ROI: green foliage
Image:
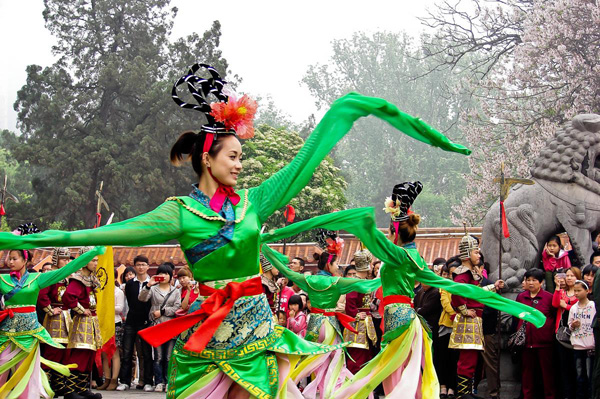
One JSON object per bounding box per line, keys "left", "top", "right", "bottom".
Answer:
{"left": 302, "top": 32, "right": 471, "bottom": 227}
{"left": 0, "top": 130, "right": 37, "bottom": 227}
{"left": 237, "top": 125, "right": 347, "bottom": 234}
{"left": 10, "top": 0, "right": 235, "bottom": 229}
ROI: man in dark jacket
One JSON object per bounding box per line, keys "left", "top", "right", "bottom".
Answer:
{"left": 516, "top": 268, "right": 556, "bottom": 399}
{"left": 116, "top": 255, "right": 154, "bottom": 391}
{"left": 479, "top": 277, "right": 500, "bottom": 399}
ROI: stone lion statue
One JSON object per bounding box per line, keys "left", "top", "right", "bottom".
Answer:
{"left": 482, "top": 114, "right": 600, "bottom": 291}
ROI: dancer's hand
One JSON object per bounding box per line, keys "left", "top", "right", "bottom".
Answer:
{"left": 466, "top": 309, "right": 477, "bottom": 318}
{"left": 52, "top": 307, "right": 62, "bottom": 315}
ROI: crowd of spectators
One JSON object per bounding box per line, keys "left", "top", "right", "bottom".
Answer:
{"left": 32, "top": 235, "right": 599, "bottom": 397}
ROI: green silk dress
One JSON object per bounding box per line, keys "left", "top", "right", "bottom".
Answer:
{"left": 262, "top": 245, "right": 381, "bottom": 398}
{"left": 263, "top": 247, "right": 381, "bottom": 342}
{"left": 0, "top": 93, "right": 474, "bottom": 399}
{"left": 0, "top": 246, "right": 105, "bottom": 399}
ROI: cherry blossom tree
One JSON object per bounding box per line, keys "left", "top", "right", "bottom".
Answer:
{"left": 425, "top": 0, "right": 600, "bottom": 223}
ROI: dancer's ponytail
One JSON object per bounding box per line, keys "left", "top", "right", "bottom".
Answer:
{"left": 170, "top": 131, "right": 199, "bottom": 166}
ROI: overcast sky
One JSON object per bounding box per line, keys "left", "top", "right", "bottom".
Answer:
{"left": 0, "top": 0, "right": 435, "bottom": 132}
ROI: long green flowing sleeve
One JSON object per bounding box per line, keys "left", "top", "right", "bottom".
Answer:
{"left": 248, "top": 93, "right": 471, "bottom": 224}
{"left": 262, "top": 244, "right": 381, "bottom": 296}
{"left": 413, "top": 266, "right": 546, "bottom": 327}
{"left": 261, "top": 207, "right": 410, "bottom": 272}
{"left": 37, "top": 246, "right": 106, "bottom": 289}
{"left": 262, "top": 246, "right": 310, "bottom": 292}
{"left": 262, "top": 207, "right": 546, "bottom": 328}
{"left": 337, "top": 277, "right": 381, "bottom": 295}
{"left": 0, "top": 201, "right": 182, "bottom": 250}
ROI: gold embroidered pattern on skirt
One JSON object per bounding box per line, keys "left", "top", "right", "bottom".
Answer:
{"left": 43, "top": 311, "right": 72, "bottom": 344}
{"left": 176, "top": 325, "right": 285, "bottom": 361}
{"left": 67, "top": 314, "right": 102, "bottom": 350}
{"left": 448, "top": 314, "right": 484, "bottom": 350}
{"left": 343, "top": 316, "right": 378, "bottom": 349}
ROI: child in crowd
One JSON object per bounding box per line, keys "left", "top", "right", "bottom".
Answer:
{"left": 543, "top": 235, "right": 571, "bottom": 291}
{"left": 568, "top": 280, "right": 596, "bottom": 399}
{"left": 582, "top": 264, "right": 597, "bottom": 300}
{"left": 286, "top": 295, "right": 307, "bottom": 337}
{"left": 276, "top": 310, "right": 288, "bottom": 327}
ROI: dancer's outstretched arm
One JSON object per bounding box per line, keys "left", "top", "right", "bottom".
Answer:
{"left": 0, "top": 202, "right": 182, "bottom": 250}
{"left": 37, "top": 246, "right": 106, "bottom": 289}
{"left": 263, "top": 244, "right": 380, "bottom": 295}
{"left": 412, "top": 264, "right": 545, "bottom": 327}
{"left": 337, "top": 277, "right": 381, "bottom": 295}
{"left": 262, "top": 245, "right": 310, "bottom": 292}
{"left": 261, "top": 207, "right": 410, "bottom": 271}
{"left": 248, "top": 93, "right": 471, "bottom": 224}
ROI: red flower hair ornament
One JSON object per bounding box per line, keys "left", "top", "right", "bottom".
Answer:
{"left": 210, "top": 94, "right": 258, "bottom": 139}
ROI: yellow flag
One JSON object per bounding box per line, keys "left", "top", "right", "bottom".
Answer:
{"left": 95, "top": 246, "right": 115, "bottom": 347}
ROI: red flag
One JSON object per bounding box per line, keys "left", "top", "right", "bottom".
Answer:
{"left": 283, "top": 205, "right": 296, "bottom": 223}
{"left": 0, "top": 204, "right": 5, "bottom": 216}
{"left": 500, "top": 201, "right": 510, "bottom": 238}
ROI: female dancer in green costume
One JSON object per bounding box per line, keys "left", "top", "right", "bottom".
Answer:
{"left": 267, "top": 245, "right": 380, "bottom": 399}
{"left": 260, "top": 195, "right": 547, "bottom": 399}
{"left": 0, "top": 63, "right": 475, "bottom": 399}
{"left": 0, "top": 226, "right": 104, "bottom": 399}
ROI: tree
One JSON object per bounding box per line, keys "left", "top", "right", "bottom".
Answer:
{"left": 422, "top": 0, "right": 600, "bottom": 223}
{"left": 237, "top": 125, "right": 347, "bottom": 234}
{"left": 420, "top": 0, "right": 530, "bottom": 80}
{"left": 12, "top": 0, "right": 235, "bottom": 229}
{"left": 0, "top": 130, "right": 37, "bottom": 228}
{"left": 302, "top": 31, "right": 471, "bottom": 227}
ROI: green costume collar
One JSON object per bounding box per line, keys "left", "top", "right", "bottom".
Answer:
{"left": 166, "top": 189, "right": 249, "bottom": 223}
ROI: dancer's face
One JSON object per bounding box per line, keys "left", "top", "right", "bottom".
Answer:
{"left": 205, "top": 135, "right": 243, "bottom": 187}
{"left": 7, "top": 251, "right": 26, "bottom": 272}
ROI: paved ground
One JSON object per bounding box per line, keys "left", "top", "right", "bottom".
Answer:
{"left": 98, "top": 391, "right": 165, "bottom": 398}
{"left": 97, "top": 381, "right": 521, "bottom": 398}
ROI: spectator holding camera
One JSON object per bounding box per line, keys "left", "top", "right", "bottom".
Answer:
{"left": 139, "top": 264, "right": 181, "bottom": 392}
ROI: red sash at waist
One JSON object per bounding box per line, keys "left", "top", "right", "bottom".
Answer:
{"left": 138, "top": 277, "right": 263, "bottom": 353}
{"left": 382, "top": 294, "right": 413, "bottom": 308}
{"left": 0, "top": 306, "right": 36, "bottom": 323}
{"left": 311, "top": 307, "right": 358, "bottom": 334}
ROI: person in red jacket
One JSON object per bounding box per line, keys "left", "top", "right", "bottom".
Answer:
{"left": 62, "top": 247, "right": 102, "bottom": 399}
{"left": 450, "top": 233, "right": 504, "bottom": 399}
{"left": 516, "top": 268, "right": 557, "bottom": 399}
